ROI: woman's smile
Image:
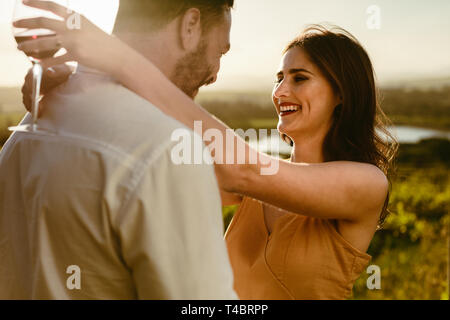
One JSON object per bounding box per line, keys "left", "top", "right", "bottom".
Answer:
{"left": 279, "top": 102, "right": 302, "bottom": 117}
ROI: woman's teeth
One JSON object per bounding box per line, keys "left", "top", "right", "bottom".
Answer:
{"left": 280, "top": 105, "right": 301, "bottom": 112}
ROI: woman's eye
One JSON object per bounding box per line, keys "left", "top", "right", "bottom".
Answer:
{"left": 275, "top": 77, "right": 306, "bottom": 84}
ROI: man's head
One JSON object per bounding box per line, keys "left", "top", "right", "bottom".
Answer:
{"left": 113, "top": 0, "right": 234, "bottom": 98}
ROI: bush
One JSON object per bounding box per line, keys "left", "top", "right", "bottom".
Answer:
{"left": 352, "top": 165, "right": 449, "bottom": 300}
{"left": 0, "top": 112, "right": 25, "bottom": 147}
{"left": 223, "top": 139, "right": 450, "bottom": 300}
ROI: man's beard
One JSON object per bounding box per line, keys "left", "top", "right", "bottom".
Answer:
{"left": 172, "top": 40, "right": 215, "bottom": 99}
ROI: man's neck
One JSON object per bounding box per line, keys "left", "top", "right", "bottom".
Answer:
{"left": 113, "top": 30, "right": 177, "bottom": 81}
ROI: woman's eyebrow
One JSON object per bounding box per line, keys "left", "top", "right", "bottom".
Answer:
{"left": 277, "top": 68, "right": 313, "bottom": 77}
{"left": 289, "top": 68, "right": 313, "bottom": 75}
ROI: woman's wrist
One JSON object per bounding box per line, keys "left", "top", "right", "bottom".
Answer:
{"left": 108, "top": 38, "right": 139, "bottom": 80}
{"left": 219, "top": 143, "right": 261, "bottom": 194}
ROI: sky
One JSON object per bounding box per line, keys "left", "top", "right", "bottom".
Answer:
{"left": 0, "top": 0, "right": 450, "bottom": 91}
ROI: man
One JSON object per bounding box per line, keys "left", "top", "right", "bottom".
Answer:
{"left": 0, "top": 0, "right": 236, "bottom": 299}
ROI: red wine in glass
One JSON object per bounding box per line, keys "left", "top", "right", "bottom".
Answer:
{"left": 15, "top": 31, "right": 59, "bottom": 60}
{"left": 9, "top": 0, "right": 69, "bottom": 135}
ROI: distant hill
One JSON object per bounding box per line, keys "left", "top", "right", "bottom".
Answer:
{"left": 2, "top": 82, "right": 449, "bottom": 131}
{"left": 381, "top": 76, "right": 450, "bottom": 90}
{"left": 199, "top": 86, "right": 450, "bottom": 131}
{"left": 0, "top": 87, "right": 22, "bottom": 113}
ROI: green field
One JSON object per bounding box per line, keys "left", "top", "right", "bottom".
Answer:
{"left": 1, "top": 85, "right": 449, "bottom": 300}
{"left": 0, "top": 112, "right": 25, "bottom": 147}
{"left": 2, "top": 85, "right": 450, "bottom": 132}
{"left": 198, "top": 86, "right": 450, "bottom": 131}
{"left": 353, "top": 141, "right": 449, "bottom": 300}
{"left": 188, "top": 84, "right": 450, "bottom": 298}
{"left": 222, "top": 139, "right": 450, "bottom": 300}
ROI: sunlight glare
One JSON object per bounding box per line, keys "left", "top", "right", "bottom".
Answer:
{"left": 69, "top": 0, "right": 119, "bottom": 34}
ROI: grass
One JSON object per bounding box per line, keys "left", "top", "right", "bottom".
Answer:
{"left": 222, "top": 139, "right": 450, "bottom": 300}
{"left": 199, "top": 86, "right": 450, "bottom": 131}
{"left": 0, "top": 112, "right": 25, "bottom": 147}
{"left": 351, "top": 161, "right": 449, "bottom": 300}
{"left": 1, "top": 84, "right": 449, "bottom": 300}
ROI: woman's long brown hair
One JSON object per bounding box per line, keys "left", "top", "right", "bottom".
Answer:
{"left": 284, "top": 25, "right": 398, "bottom": 228}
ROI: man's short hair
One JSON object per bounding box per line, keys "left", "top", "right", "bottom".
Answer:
{"left": 114, "top": 0, "right": 234, "bottom": 33}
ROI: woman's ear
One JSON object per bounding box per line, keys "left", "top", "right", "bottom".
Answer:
{"left": 337, "top": 91, "right": 343, "bottom": 104}
{"left": 334, "top": 103, "right": 343, "bottom": 117}
{"left": 333, "top": 93, "right": 343, "bottom": 116}
{"left": 178, "top": 8, "right": 202, "bottom": 52}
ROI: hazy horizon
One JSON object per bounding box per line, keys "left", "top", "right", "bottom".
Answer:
{"left": 1, "top": 0, "right": 450, "bottom": 91}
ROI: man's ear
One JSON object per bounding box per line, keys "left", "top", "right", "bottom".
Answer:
{"left": 178, "top": 8, "right": 202, "bottom": 51}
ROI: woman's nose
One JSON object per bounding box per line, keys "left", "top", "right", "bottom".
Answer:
{"left": 273, "top": 80, "right": 289, "bottom": 98}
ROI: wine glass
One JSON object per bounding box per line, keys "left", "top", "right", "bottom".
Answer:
{"left": 9, "top": 0, "right": 70, "bottom": 135}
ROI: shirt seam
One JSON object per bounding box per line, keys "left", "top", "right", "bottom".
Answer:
{"left": 261, "top": 205, "right": 297, "bottom": 300}
{"left": 324, "top": 219, "right": 372, "bottom": 261}
{"left": 13, "top": 132, "right": 149, "bottom": 174}
{"left": 112, "top": 137, "right": 181, "bottom": 230}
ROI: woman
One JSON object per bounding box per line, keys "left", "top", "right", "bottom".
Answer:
{"left": 16, "top": 2, "right": 398, "bottom": 299}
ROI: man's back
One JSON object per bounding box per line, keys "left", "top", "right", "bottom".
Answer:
{"left": 0, "top": 68, "right": 236, "bottom": 299}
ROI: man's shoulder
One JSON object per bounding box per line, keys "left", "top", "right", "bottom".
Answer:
{"left": 43, "top": 75, "right": 190, "bottom": 162}
{"left": 67, "top": 75, "right": 186, "bottom": 134}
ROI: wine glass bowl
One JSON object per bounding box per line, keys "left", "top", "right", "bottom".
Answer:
{"left": 9, "top": 0, "right": 69, "bottom": 135}
{"left": 14, "top": 31, "right": 60, "bottom": 61}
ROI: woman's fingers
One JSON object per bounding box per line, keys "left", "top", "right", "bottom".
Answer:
{"left": 22, "top": 69, "right": 33, "bottom": 111}
{"left": 48, "top": 64, "right": 74, "bottom": 79}
{"left": 21, "top": 63, "right": 73, "bottom": 115}
{"left": 13, "top": 17, "right": 66, "bottom": 33}
{"left": 40, "top": 53, "right": 72, "bottom": 69}
{"left": 22, "top": 96, "right": 32, "bottom": 112}
{"left": 17, "top": 35, "right": 63, "bottom": 54}
{"left": 22, "top": 0, "right": 70, "bottom": 19}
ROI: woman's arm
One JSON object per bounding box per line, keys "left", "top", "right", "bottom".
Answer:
{"left": 116, "top": 49, "right": 388, "bottom": 222}
{"left": 16, "top": 1, "right": 388, "bottom": 222}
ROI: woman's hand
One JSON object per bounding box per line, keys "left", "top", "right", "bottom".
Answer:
{"left": 14, "top": 0, "right": 131, "bottom": 76}
{"left": 22, "top": 63, "right": 73, "bottom": 114}
{"left": 13, "top": 2, "right": 387, "bottom": 228}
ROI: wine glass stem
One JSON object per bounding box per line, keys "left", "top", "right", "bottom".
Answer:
{"left": 31, "top": 61, "right": 43, "bottom": 131}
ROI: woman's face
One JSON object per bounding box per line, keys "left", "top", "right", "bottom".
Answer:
{"left": 272, "top": 47, "right": 341, "bottom": 143}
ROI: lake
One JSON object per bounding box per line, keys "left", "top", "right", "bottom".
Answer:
{"left": 388, "top": 126, "right": 450, "bottom": 143}
{"left": 248, "top": 125, "right": 450, "bottom": 155}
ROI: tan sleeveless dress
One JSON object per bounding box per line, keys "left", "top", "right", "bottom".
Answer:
{"left": 225, "top": 196, "right": 371, "bottom": 300}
